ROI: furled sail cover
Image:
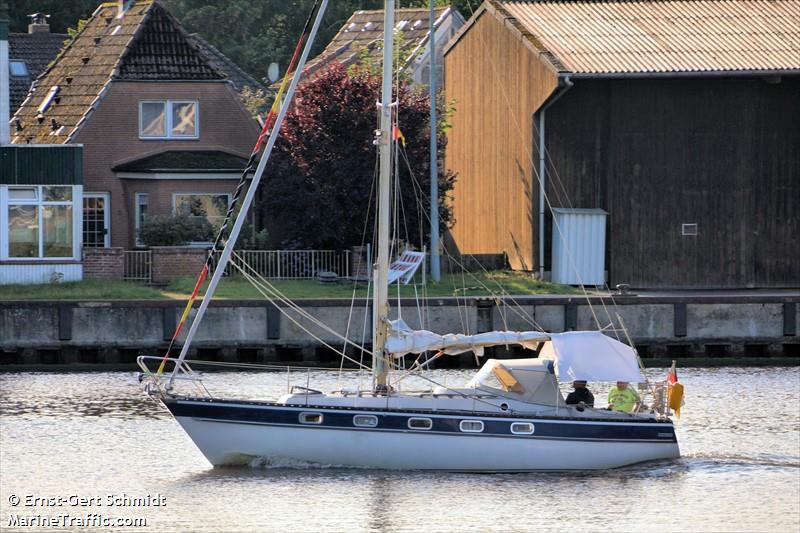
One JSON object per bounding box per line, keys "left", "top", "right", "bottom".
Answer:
{"left": 540, "top": 331, "right": 644, "bottom": 383}
{"left": 386, "top": 319, "right": 550, "bottom": 357}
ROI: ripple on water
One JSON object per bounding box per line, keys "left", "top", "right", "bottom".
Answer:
{"left": 1, "top": 367, "right": 799, "bottom": 533}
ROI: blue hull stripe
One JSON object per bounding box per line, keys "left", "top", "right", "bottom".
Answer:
{"left": 165, "top": 398, "right": 677, "bottom": 443}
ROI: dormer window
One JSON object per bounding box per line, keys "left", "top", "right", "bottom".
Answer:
{"left": 9, "top": 60, "right": 29, "bottom": 77}
{"left": 139, "top": 100, "right": 199, "bottom": 139}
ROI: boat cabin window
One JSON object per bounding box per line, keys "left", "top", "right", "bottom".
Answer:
{"left": 459, "top": 420, "right": 484, "bottom": 433}
{"left": 467, "top": 363, "right": 524, "bottom": 393}
{"left": 353, "top": 415, "right": 378, "bottom": 427}
{"left": 407, "top": 417, "right": 433, "bottom": 430}
{"left": 510, "top": 422, "right": 535, "bottom": 435}
{"left": 299, "top": 412, "right": 323, "bottom": 424}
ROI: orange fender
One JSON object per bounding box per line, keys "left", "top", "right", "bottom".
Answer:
{"left": 668, "top": 382, "right": 684, "bottom": 417}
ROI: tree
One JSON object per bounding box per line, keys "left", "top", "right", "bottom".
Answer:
{"left": 163, "top": 1, "right": 478, "bottom": 84}
{"left": 5, "top": 1, "right": 479, "bottom": 85}
{"left": 5, "top": 0, "right": 98, "bottom": 33}
{"left": 257, "top": 62, "right": 455, "bottom": 250}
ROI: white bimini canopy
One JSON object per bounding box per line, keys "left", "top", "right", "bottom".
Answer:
{"left": 386, "top": 321, "right": 644, "bottom": 383}
{"left": 541, "top": 331, "right": 644, "bottom": 383}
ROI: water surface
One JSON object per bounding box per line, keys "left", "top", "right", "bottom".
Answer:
{"left": 1, "top": 367, "right": 798, "bottom": 532}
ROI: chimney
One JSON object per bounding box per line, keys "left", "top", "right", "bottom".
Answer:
{"left": 1, "top": 17, "right": 10, "bottom": 145}
{"left": 27, "top": 12, "right": 50, "bottom": 34}
{"left": 117, "top": 0, "right": 133, "bottom": 18}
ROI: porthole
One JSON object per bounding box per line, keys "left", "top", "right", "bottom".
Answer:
{"left": 510, "top": 422, "right": 534, "bottom": 435}
{"left": 353, "top": 414, "right": 378, "bottom": 428}
{"left": 299, "top": 412, "right": 323, "bottom": 424}
{"left": 459, "top": 420, "right": 484, "bottom": 433}
{"left": 407, "top": 417, "right": 433, "bottom": 430}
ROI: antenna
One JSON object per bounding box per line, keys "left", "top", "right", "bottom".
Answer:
{"left": 267, "top": 62, "right": 280, "bottom": 83}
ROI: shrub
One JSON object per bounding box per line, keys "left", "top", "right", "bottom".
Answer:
{"left": 139, "top": 214, "right": 214, "bottom": 247}
{"left": 236, "top": 220, "right": 271, "bottom": 250}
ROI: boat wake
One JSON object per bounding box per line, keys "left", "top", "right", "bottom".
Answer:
{"left": 247, "top": 456, "right": 371, "bottom": 470}
{"left": 678, "top": 452, "right": 800, "bottom": 470}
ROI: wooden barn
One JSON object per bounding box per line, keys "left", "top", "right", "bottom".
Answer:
{"left": 444, "top": 0, "right": 800, "bottom": 289}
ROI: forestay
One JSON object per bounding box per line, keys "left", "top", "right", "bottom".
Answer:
{"left": 386, "top": 322, "right": 644, "bottom": 383}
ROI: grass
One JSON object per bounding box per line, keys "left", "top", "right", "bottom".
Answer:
{"left": 0, "top": 279, "right": 165, "bottom": 300}
{"left": 165, "top": 271, "right": 578, "bottom": 299}
{"left": 0, "top": 271, "right": 578, "bottom": 301}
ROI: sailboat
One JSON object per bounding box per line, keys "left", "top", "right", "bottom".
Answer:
{"left": 139, "top": 0, "right": 680, "bottom": 471}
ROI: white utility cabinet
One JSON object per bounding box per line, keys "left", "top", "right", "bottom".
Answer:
{"left": 551, "top": 208, "right": 607, "bottom": 285}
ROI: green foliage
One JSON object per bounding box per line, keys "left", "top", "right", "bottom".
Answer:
{"left": 6, "top": 0, "right": 98, "bottom": 33}
{"left": 163, "top": 1, "right": 478, "bottom": 84}
{"left": 66, "top": 18, "right": 88, "bottom": 39}
{"left": 0, "top": 280, "right": 165, "bottom": 300}
{"left": 259, "top": 62, "right": 457, "bottom": 250}
{"left": 349, "top": 31, "right": 419, "bottom": 84}
{"left": 138, "top": 214, "right": 214, "bottom": 247}
{"left": 164, "top": 271, "right": 578, "bottom": 299}
{"left": 236, "top": 220, "right": 271, "bottom": 250}
{"left": 239, "top": 86, "right": 272, "bottom": 120}
{"left": 7, "top": 1, "right": 480, "bottom": 86}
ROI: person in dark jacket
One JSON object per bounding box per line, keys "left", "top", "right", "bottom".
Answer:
{"left": 565, "top": 380, "right": 594, "bottom": 407}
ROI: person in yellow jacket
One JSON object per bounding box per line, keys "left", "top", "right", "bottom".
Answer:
{"left": 608, "top": 381, "right": 641, "bottom": 412}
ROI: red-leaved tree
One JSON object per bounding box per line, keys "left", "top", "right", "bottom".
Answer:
{"left": 257, "top": 62, "right": 456, "bottom": 250}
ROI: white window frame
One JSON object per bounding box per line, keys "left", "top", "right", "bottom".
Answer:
{"left": 138, "top": 100, "right": 200, "bottom": 140}
{"left": 459, "top": 420, "right": 485, "bottom": 433}
{"left": 134, "top": 192, "right": 149, "bottom": 247}
{"left": 1, "top": 185, "right": 83, "bottom": 261}
{"left": 353, "top": 415, "right": 378, "bottom": 428}
{"left": 407, "top": 417, "right": 433, "bottom": 430}
{"left": 510, "top": 422, "right": 535, "bottom": 435}
{"left": 83, "top": 192, "right": 111, "bottom": 248}
{"left": 299, "top": 412, "right": 323, "bottom": 425}
{"left": 172, "top": 192, "right": 231, "bottom": 245}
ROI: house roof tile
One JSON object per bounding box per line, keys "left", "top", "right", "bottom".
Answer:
{"left": 10, "top": 0, "right": 227, "bottom": 145}
{"left": 299, "top": 7, "right": 453, "bottom": 81}
{"left": 8, "top": 31, "right": 68, "bottom": 113}
{"left": 112, "top": 150, "right": 248, "bottom": 172}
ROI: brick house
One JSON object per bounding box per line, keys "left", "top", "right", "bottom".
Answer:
{"left": 10, "top": 0, "right": 261, "bottom": 251}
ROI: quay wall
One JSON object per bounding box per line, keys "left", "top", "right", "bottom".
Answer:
{"left": 0, "top": 296, "right": 797, "bottom": 366}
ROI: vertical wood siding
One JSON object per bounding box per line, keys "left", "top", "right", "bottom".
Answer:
{"left": 545, "top": 76, "right": 800, "bottom": 289}
{"left": 444, "top": 9, "right": 558, "bottom": 270}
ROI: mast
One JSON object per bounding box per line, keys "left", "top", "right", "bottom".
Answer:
{"left": 428, "top": 0, "right": 441, "bottom": 282}
{"left": 372, "top": 0, "right": 394, "bottom": 390}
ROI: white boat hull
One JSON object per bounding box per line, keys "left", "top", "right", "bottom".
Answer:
{"left": 167, "top": 399, "right": 680, "bottom": 471}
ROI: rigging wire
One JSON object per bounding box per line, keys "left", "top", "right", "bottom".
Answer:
{"left": 228, "top": 256, "right": 372, "bottom": 370}
{"left": 157, "top": 0, "right": 324, "bottom": 374}
{"left": 398, "top": 144, "right": 545, "bottom": 331}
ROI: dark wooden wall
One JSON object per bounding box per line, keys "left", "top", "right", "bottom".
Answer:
{"left": 543, "top": 75, "right": 800, "bottom": 288}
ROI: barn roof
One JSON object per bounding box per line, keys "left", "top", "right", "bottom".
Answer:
{"left": 449, "top": 0, "right": 800, "bottom": 75}
{"left": 11, "top": 0, "right": 226, "bottom": 145}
